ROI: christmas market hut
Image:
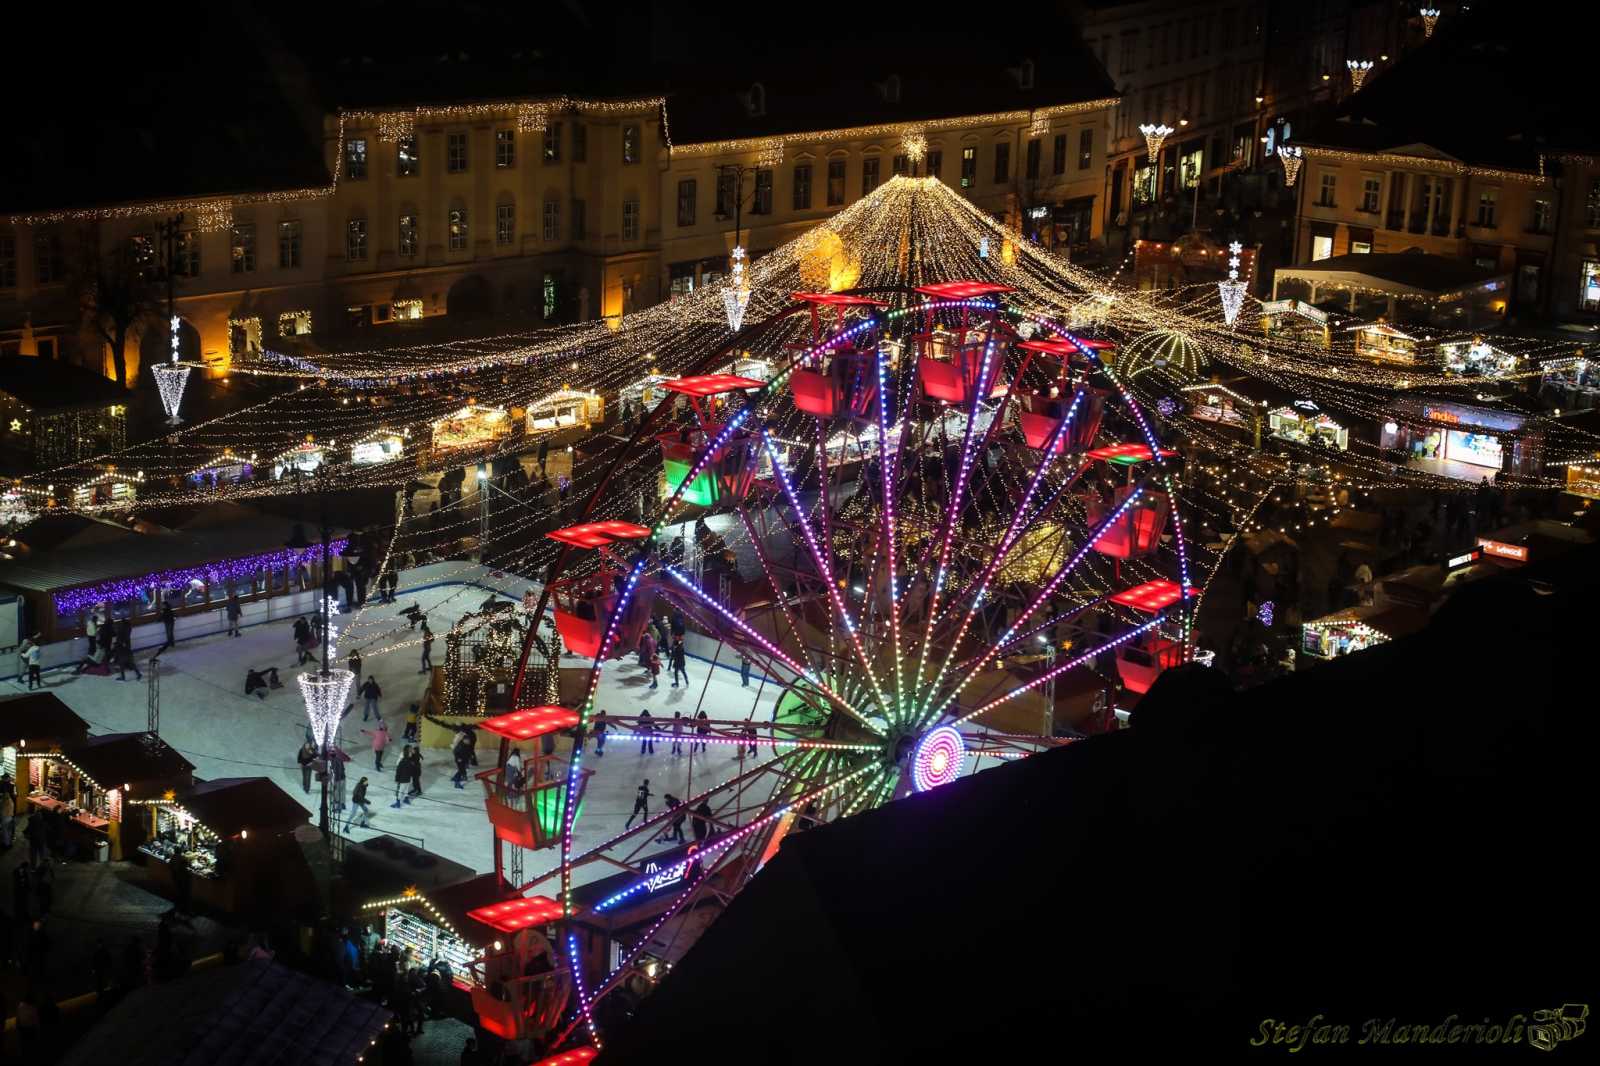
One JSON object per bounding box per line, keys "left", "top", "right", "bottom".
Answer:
{"left": 25, "top": 731, "right": 194, "bottom": 860}
{"left": 0, "top": 692, "right": 90, "bottom": 791}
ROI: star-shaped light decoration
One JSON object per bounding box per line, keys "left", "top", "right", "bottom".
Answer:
{"left": 1218, "top": 241, "right": 1247, "bottom": 327}
{"left": 722, "top": 246, "right": 751, "bottom": 333}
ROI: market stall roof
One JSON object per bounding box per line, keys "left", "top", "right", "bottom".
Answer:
{"left": 0, "top": 692, "right": 91, "bottom": 747}
{"left": 1085, "top": 443, "right": 1178, "bottom": 464}
{"left": 59, "top": 732, "right": 194, "bottom": 795}
{"left": 178, "top": 777, "right": 310, "bottom": 839}
{"left": 364, "top": 873, "right": 517, "bottom": 946}
{"left": 1108, "top": 579, "right": 1193, "bottom": 613}
{"left": 547, "top": 520, "right": 651, "bottom": 549}
{"left": 479, "top": 706, "right": 580, "bottom": 741}
{"left": 1302, "top": 603, "right": 1428, "bottom": 641}
{"left": 55, "top": 959, "right": 389, "bottom": 1066}
{"left": 0, "top": 356, "right": 135, "bottom": 410}
{"left": 1273, "top": 254, "right": 1507, "bottom": 299}
{"left": 531, "top": 1049, "right": 597, "bottom": 1066}
{"left": 790, "top": 292, "right": 889, "bottom": 307}
{"left": 467, "top": 894, "right": 564, "bottom": 933}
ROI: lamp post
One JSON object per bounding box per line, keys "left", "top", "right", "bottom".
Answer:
{"left": 293, "top": 466, "right": 353, "bottom": 843}
{"left": 152, "top": 213, "right": 191, "bottom": 425}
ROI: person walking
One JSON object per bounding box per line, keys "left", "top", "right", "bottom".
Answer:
{"left": 159, "top": 601, "right": 177, "bottom": 652}
{"left": 624, "top": 779, "right": 652, "bottom": 830}
{"left": 655, "top": 794, "right": 681, "bottom": 843}
{"left": 363, "top": 720, "right": 391, "bottom": 771}
{"left": 537, "top": 437, "right": 550, "bottom": 476}
{"left": 692, "top": 798, "right": 713, "bottom": 842}
{"left": 670, "top": 711, "right": 684, "bottom": 756}
{"left": 669, "top": 637, "right": 689, "bottom": 689}
{"left": 669, "top": 608, "right": 686, "bottom": 641}
{"left": 344, "top": 777, "right": 373, "bottom": 830}
{"left": 390, "top": 750, "right": 411, "bottom": 809}
{"left": 404, "top": 746, "right": 424, "bottom": 801}
{"left": 739, "top": 652, "right": 751, "bottom": 688}
{"left": 651, "top": 613, "right": 669, "bottom": 650}
{"left": 694, "top": 710, "right": 710, "bottom": 753}
{"left": 22, "top": 639, "right": 42, "bottom": 690}
{"left": 637, "top": 629, "right": 656, "bottom": 675}
{"left": 403, "top": 702, "right": 420, "bottom": 742}
{"left": 1, "top": 788, "right": 14, "bottom": 851}
{"left": 113, "top": 634, "right": 141, "bottom": 681}
{"left": 592, "top": 711, "right": 608, "bottom": 757}
{"left": 330, "top": 753, "right": 347, "bottom": 815}
{"left": 451, "top": 727, "right": 473, "bottom": 789}
{"left": 669, "top": 798, "right": 688, "bottom": 844}
{"left": 419, "top": 625, "right": 435, "bottom": 673}
{"left": 293, "top": 616, "right": 317, "bottom": 665}
{"left": 297, "top": 740, "right": 318, "bottom": 794}
{"left": 505, "top": 746, "right": 524, "bottom": 791}
{"left": 638, "top": 709, "right": 655, "bottom": 755}
{"left": 647, "top": 645, "right": 661, "bottom": 690}
{"left": 225, "top": 592, "right": 243, "bottom": 637}
{"left": 360, "top": 675, "right": 382, "bottom": 721}
{"left": 742, "top": 715, "right": 759, "bottom": 756}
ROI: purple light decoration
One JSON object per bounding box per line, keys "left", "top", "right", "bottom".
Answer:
{"left": 1156, "top": 397, "right": 1178, "bottom": 417}
{"left": 567, "top": 931, "right": 598, "bottom": 1043}
{"left": 52, "top": 538, "right": 348, "bottom": 616}
{"left": 1257, "top": 600, "right": 1275, "bottom": 627}
{"left": 911, "top": 726, "right": 965, "bottom": 792}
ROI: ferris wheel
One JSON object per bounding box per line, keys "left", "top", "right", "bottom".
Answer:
{"left": 472, "top": 280, "right": 1194, "bottom": 1051}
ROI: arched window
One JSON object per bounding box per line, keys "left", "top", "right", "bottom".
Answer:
{"left": 398, "top": 209, "right": 419, "bottom": 256}
{"left": 448, "top": 201, "right": 468, "bottom": 251}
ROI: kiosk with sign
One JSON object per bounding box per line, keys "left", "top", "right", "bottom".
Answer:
{"left": 1299, "top": 605, "right": 1425, "bottom": 663}
{"left": 1259, "top": 299, "right": 1331, "bottom": 347}
{"left": 1441, "top": 337, "right": 1518, "bottom": 378}
{"left": 1351, "top": 322, "right": 1420, "bottom": 364}
{"left": 1268, "top": 402, "right": 1348, "bottom": 450}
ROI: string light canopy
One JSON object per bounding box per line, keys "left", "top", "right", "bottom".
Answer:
{"left": 298, "top": 668, "right": 356, "bottom": 750}
{"left": 756, "top": 138, "right": 785, "bottom": 168}
{"left": 1280, "top": 145, "right": 1304, "bottom": 186}
{"left": 1420, "top": 7, "right": 1440, "bottom": 37}
{"left": 1346, "top": 59, "right": 1374, "bottom": 91}
{"left": 1138, "top": 123, "right": 1175, "bottom": 164}
{"left": 1218, "top": 241, "right": 1248, "bottom": 327}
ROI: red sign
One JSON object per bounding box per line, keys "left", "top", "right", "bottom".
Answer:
{"left": 1476, "top": 538, "right": 1528, "bottom": 562}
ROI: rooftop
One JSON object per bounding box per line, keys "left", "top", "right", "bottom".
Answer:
{"left": 180, "top": 777, "right": 311, "bottom": 838}
{"left": 0, "top": 357, "right": 131, "bottom": 410}
{"left": 1275, "top": 253, "right": 1506, "bottom": 296}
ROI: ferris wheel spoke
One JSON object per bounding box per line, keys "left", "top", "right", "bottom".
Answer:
{"left": 734, "top": 505, "right": 825, "bottom": 681}
{"left": 758, "top": 430, "right": 894, "bottom": 719}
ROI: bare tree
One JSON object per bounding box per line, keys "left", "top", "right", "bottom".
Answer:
{"left": 77, "top": 230, "right": 158, "bottom": 389}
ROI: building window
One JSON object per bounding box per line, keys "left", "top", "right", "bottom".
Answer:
{"left": 826, "top": 160, "right": 846, "bottom": 205}
{"left": 572, "top": 123, "right": 586, "bottom": 163}
{"left": 131, "top": 233, "right": 158, "bottom": 280}
{"left": 347, "top": 218, "right": 367, "bottom": 260}
{"left": 622, "top": 124, "right": 639, "bottom": 164}
{"left": 278, "top": 309, "right": 312, "bottom": 337}
{"left": 1518, "top": 263, "right": 1540, "bottom": 304}
{"left": 753, "top": 169, "right": 772, "bottom": 214}
{"left": 1078, "top": 128, "right": 1094, "bottom": 170}
{"left": 1052, "top": 134, "right": 1067, "bottom": 175}
{"left": 1121, "top": 29, "right": 1138, "bottom": 74}
{"left": 1024, "top": 140, "right": 1040, "bottom": 181}
{"left": 278, "top": 220, "right": 302, "bottom": 268}
{"left": 1351, "top": 240, "right": 1372, "bottom": 254}
{"left": 177, "top": 230, "right": 200, "bottom": 277}
{"left": 393, "top": 299, "right": 423, "bottom": 321}
{"left": 623, "top": 199, "right": 640, "bottom": 241}
{"left": 398, "top": 214, "right": 418, "bottom": 256}
{"left": 677, "top": 179, "right": 697, "bottom": 226}
{"left": 448, "top": 207, "right": 468, "bottom": 250}
{"left": 543, "top": 200, "right": 560, "bottom": 241}
{"left": 34, "top": 231, "right": 64, "bottom": 284}
{"left": 961, "top": 147, "right": 977, "bottom": 188}
{"left": 346, "top": 137, "right": 368, "bottom": 180}
{"left": 892, "top": 154, "right": 909, "bottom": 177}
{"left": 1360, "top": 176, "right": 1381, "bottom": 213}
{"left": 495, "top": 129, "right": 515, "bottom": 168}
{"left": 1531, "top": 198, "right": 1552, "bottom": 233}
{"left": 793, "top": 164, "right": 812, "bottom": 210}
{"left": 993, "top": 142, "right": 1010, "bottom": 184}
{"left": 0, "top": 235, "right": 15, "bottom": 288}
{"left": 447, "top": 133, "right": 468, "bottom": 173}
{"left": 571, "top": 199, "right": 586, "bottom": 241}
{"left": 862, "top": 156, "right": 880, "bottom": 196}
{"left": 716, "top": 170, "right": 736, "bottom": 216}
{"left": 542, "top": 273, "right": 558, "bottom": 320}
{"left": 1581, "top": 260, "right": 1600, "bottom": 311}
{"left": 231, "top": 223, "right": 255, "bottom": 273}
{"left": 1587, "top": 178, "right": 1600, "bottom": 228}
{"left": 496, "top": 203, "right": 515, "bottom": 245}
{"left": 1316, "top": 172, "right": 1337, "bottom": 207}
{"left": 543, "top": 123, "right": 561, "bottom": 163}
{"left": 397, "top": 137, "right": 419, "bottom": 177}
{"left": 1311, "top": 234, "right": 1333, "bottom": 261}
{"left": 1476, "top": 188, "right": 1498, "bottom": 228}
{"left": 927, "top": 150, "right": 942, "bottom": 178}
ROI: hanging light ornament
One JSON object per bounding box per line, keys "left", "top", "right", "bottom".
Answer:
{"left": 722, "top": 245, "right": 750, "bottom": 333}
{"left": 152, "top": 315, "right": 191, "bottom": 425}
{"left": 516, "top": 103, "right": 548, "bottom": 133}
{"left": 1280, "top": 145, "right": 1304, "bottom": 187}
{"left": 1029, "top": 110, "right": 1050, "bottom": 137}
{"left": 298, "top": 668, "right": 356, "bottom": 751}
{"left": 1218, "top": 241, "right": 1248, "bottom": 327}
{"left": 377, "top": 110, "right": 416, "bottom": 144}
{"left": 1138, "top": 123, "right": 1175, "bottom": 165}
{"left": 1420, "top": 7, "right": 1440, "bottom": 37}
{"left": 757, "top": 138, "right": 785, "bottom": 169}
{"left": 1346, "top": 59, "right": 1374, "bottom": 91}
{"left": 901, "top": 131, "right": 927, "bottom": 167}
{"left": 194, "top": 200, "right": 232, "bottom": 234}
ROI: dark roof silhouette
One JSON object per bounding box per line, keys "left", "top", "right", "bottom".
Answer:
{"left": 597, "top": 546, "right": 1597, "bottom": 1063}
{"left": 1278, "top": 253, "right": 1505, "bottom": 294}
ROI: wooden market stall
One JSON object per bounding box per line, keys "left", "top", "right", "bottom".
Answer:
{"left": 72, "top": 469, "right": 141, "bottom": 509}
{"left": 431, "top": 404, "right": 511, "bottom": 454}
{"left": 136, "top": 776, "right": 315, "bottom": 914}
{"left": 25, "top": 731, "right": 194, "bottom": 860}
{"left": 0, "top": 692, "right": 90, "bottom": 792}
{"left": 525, "top": 388, "right": 603, "bottom": 434}
{"left": 350, "top": 428, "right": 407, "bottom": 465}
{"left": 186, "top": 450, "right": 255, "bottom": 489}
{"left": 271, "top": 439, "right": 326, "bottom": 479}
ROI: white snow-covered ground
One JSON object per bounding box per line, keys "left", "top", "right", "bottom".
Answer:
{"left": 3, "top": 580, "right": 795, "bottom": 884}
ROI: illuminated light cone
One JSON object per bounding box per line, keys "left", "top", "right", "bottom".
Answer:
{"left": 298, "top": 668, "right": 356, "bottom": 751}
{"left": 153, "top": 363, "right": 191, "bottom": 425}
{"left": 1218, "top": 241, "right": 1248, "bottom": 327}
{"left": 723, "top": 245, "right": 751, "bottom": 332}
{"left": 1280, "top": 145, "right": 1304, "bottom": 187}
{"left": 1347, "top": 59, "right": 1374, "bottom": 91}
{"left": 1420, "top": 7, "right": 1439, "bottom": 37}
{"left": 1138, "top": 123, "right": 1175, "bottom": 165}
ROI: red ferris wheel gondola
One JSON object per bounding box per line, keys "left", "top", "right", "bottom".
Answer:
{"left": 787, "top": 292, "right": 888, "bottom": 419}
{"left": 546, "top": 521, "right": 653, "bottom": 660}
{"left": 913, "top": 280, "right": 1016, "bottom": 405}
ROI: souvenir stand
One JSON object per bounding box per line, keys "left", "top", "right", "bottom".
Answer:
{"left": 187, "top": 450, "right": 254, "bottom": 488}
{"left": 525, "top": 389, "right": 604, "bottom": 434}
{"left": 0, "top": 693, "right": 90, "bottom": 799}
{"left": 72, "top": 470, "right": 140, "bottom": 508}
{"left": 137, "top": 776, "right": 314, "bottom": 913}
{"left": 271, "top": 439, "right": 326, "bottom": 479}
{"left": 431, "top": 404, "right": 511, "bottom": 454}
{"left": 27, "top": 732, "right": 194, "bottom": 860}
{"left": 1351, "top": 322, "right": 1420, "bottom": 363}
{"left": 1268, "top": 404, "right": 1349, "bottom": 450}
{"left": 350, "top": 428, "right": 407, "bottom": 465}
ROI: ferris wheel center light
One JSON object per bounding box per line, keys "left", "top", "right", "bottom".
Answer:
{"left": 911, "top": 726, "right": 965, "bottom": 793}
